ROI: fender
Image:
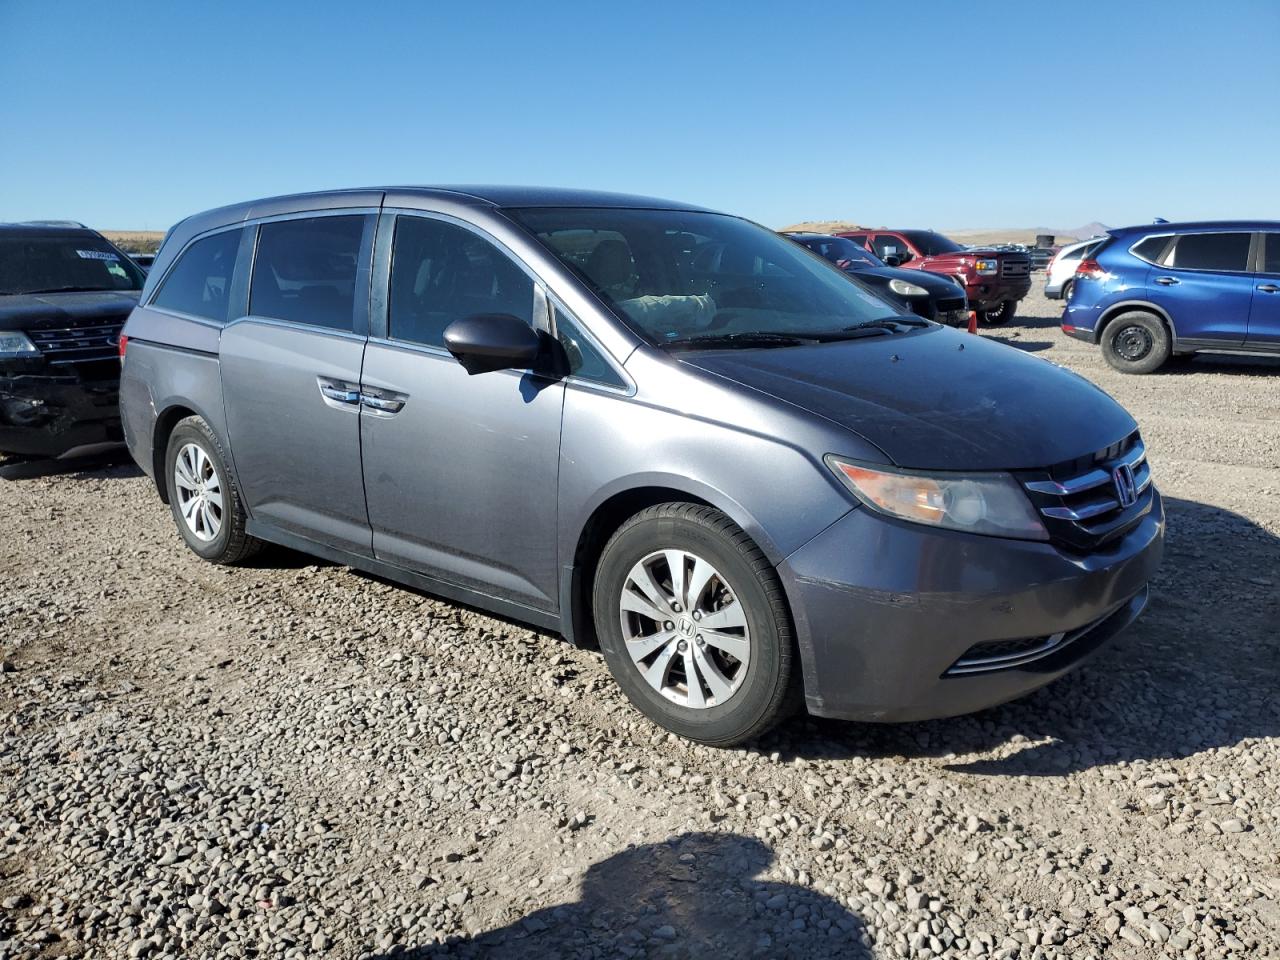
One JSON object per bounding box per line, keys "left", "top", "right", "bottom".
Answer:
{"left": 1097, "top": 299, "right": 1177, "bottom": 343}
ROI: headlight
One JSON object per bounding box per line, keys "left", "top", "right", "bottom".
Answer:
{"left": 974, "top": 258, "right": 998, "bottom": 276}
{"left": 826, "top": 456, "right": 1048, "bottom": 541}
{"left": 0, "top": 331, "right": 39, "bottom": 358}
{"left": 887, "top": 278, "right": 928, "bottom": 298}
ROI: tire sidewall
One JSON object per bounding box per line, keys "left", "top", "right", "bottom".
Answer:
{"left": 165, "top": 421, "right": 235, "bottom": 561}
{"left": 1102, "top": 312, "right": 1170, "bottom": 374}
{"left": 593, "top": 513, "right": 786, "bottom": 744}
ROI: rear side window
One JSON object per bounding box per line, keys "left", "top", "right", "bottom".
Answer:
{"left": 871, "top": 234, "right": 906, "bottom": 259}
{"left": 388, "top": 216, "right": 534, "bottom": 347}
{"left": 1164, "top": 232, "right": 1252, "bottom": 272}
{"left": 250, "top": 216, "right": 365, "bottom": 331}
{"left": 1262, "top": 234, "right": 1280, "bottom": 274}
{"left": 152, "top": 228, "right": 242, "bottom": 322}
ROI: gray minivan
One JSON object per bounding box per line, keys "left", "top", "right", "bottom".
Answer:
{"left": 119, "top": 187, "right": 1164, "bottom": 745}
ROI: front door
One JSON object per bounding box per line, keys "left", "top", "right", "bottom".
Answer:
{"left": 359, "top": 212, "right": 565, "bottom": 612}
{"left": 1247, "top": 232, "right": 1280, "bottom": 348}
{"left": 1144, "top": 231, "right": 1254, "bottom": 345}
{"left": 219, "top": 213, "right": 376, "bottom": 555}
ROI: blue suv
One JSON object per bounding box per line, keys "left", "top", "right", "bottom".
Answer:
{"left": 1062, "top": 221, "right": 1280, "bottom": 373}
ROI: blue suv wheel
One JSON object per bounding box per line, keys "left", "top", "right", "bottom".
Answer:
{"left": 1101, "top": 311, "right": 1171, "bottom": 374}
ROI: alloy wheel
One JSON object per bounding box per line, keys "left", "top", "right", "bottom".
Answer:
{"left": 173, "top": 442, "right": 223, "bottom": 542}
{"left": 618, "top": 549, "right": 751, "bottom": 708}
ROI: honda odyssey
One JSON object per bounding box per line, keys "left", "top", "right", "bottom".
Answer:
{"left": 119, "top": 187, "right": 1164, "bottom": 745}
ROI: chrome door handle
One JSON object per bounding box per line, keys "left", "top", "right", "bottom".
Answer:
{"left": 1258, "top": 283, "right": 1280, "bottom": 293}
{"left": 317, "top": 376, "right": 360, "bottom": 407}
{"left": 360, "top": 389, "right": 408, "bottom": 415}
{"left": 1153, "top": 276, "right": 1180, "bottom": 286}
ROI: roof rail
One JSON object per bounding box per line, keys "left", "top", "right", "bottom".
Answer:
{"left": 16, "top": 219, "right": 89, "bottom": 228}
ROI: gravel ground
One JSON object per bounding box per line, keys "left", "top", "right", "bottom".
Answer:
{"left": 2, "top": 288, "right": 1278, "bottom": 960}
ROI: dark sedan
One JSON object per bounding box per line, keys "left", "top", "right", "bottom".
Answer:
{"left": 786, "top": 232, "right": 969, "bottom": 326}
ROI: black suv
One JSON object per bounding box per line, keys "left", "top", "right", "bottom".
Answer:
{"left": 1, "top": 222, "right": 145, "bottom": 458}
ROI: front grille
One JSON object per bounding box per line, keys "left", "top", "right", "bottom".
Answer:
{"left": 27, "top": 322, "right": 123, "bottom": 364}
{"left": 936, "top": 296, "right": 966, "bottom": 313}
{"left": 1001, "top": 258, "right": 1031, "bottom": 278}
{"left": 1017, "top": 433, "right": 1153, "bottom": 552}
{"left": 944, "top": 604, "right": 1118, "bottom": 676}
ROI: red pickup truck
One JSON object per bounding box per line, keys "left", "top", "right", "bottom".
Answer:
{"left": 837, "top": 229, "right": 1032, "bottom": 324}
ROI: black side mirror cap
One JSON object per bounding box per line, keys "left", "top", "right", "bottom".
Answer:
{"left": 443, "top": 314, "right": 543, "bottom": 376}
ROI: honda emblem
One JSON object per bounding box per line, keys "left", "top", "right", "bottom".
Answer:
{"left": 1112, "top": 463, "right": 1138, "bottom": 508}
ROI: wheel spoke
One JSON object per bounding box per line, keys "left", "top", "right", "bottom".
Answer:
{"left": 620, "top": 587, "right": 667, "bottom": 623}
{"left": 626, "top": 629, "right": 676, "bottom": 661}
{"left": 698, "top": 601, "right": 746, "bottom": 631}
{"left": 694, "top": 645, "right": 734, "bottom": 702}
{"left": 642, "top": 642, "right": 678, "bottom": 690}
{"left": 682, "top": 649, "right": 706, "bottom": 707}
{"left": 180, "top": 494, "right": 200, "bottom": 520}
{"left": 701, "top": 628, "right": 750, "bottom": 662}
{"left": 686, "top": 556, "right": 716, "bottom": 611}
{"left": 664, "top": 550, "right": 687, "bottom": 609}
{"left": 628, "top": 563, "right": 674, "bottom": 617}
{"left": 205, "top": 487, "right": 224, "bottom": 512}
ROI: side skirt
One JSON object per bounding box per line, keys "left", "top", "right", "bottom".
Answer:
{"left": 246, "top": 519, "right": 563, "bottom": 634}
{"left": 1174, "top": 337, "right": 1280, "bottom": 357}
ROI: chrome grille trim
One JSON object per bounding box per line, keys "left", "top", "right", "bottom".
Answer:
{"left": 26, "top": 322, "right": 123, "bottom": 364}
{"left": 1024, "top": 440, "right": 1147, "bottom": 496}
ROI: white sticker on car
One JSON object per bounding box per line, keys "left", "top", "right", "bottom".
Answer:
{"left": 76, "top": 249, "right": 120, "bottom": 261}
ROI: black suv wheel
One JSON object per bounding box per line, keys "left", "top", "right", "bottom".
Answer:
{"left": 1101, "top": 311, "right": 1171, "bottom": 374}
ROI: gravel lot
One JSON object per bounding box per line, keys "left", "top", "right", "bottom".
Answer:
{"left": 2, "top": 289, "right": 1278, "bottom": 960}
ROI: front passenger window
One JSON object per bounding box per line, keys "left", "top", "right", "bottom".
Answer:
{"left": 389, "top": 216, "right": 535, "bottom": 347}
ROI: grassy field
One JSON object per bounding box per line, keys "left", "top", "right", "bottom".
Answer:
{"left": 103, "top": 230, "right": 165, "bottom": 254}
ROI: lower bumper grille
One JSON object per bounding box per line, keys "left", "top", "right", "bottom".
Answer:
{"left": 944, "top": 597, "right": 1131, "bottom": 676}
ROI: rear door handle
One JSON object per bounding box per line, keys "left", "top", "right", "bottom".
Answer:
{"left": 317, "top": 376, "right": 361, "bottom": 408}
{"left": 360, "top": 388, "right": 408, "bottom": 416}
{"left": 1153, "top": 276, "right": 1180, "bottom": 286}
{"left": 1258, "top": 283, "right": 1280, "bottom": 293}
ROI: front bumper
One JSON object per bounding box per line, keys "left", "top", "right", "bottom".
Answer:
{"left": 779, "top": 490, "right": 1165, "bottom": 722}
{"left": 0, "top": 371, "right": 122, "bottom": 458}
{"left": 964, "top": 277, "right": 1032, "bottom": 310}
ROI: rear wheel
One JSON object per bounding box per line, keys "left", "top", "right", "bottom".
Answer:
{"left": 165, "top": 416, "right": 262, "bottom": 564}
{"left": 1060, "top": 279, "right": 1074, "bottom": 302}
{"left": 592, "top": 503, "right": 799, "bottom": 746}
{"left": 983, "top": 300, "right": 1017, "bottom": 325}
{"left": 1101, "top": 311, "right": 1170, "bottom": 374}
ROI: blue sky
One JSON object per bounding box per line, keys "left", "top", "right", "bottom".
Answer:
{"left": 2, "top": 0, "right": 1276, "bottom": 233}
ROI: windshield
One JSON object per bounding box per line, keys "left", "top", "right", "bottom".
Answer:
{"left": 511, "top": 208, "right": 909, "bottom": 346}
{"left": 900, "top": 230, "right": 965, "bottom": 256}
{"left": 804, "top": 235, "right": 883, "bottom": 267}
{"left": 0, "top": 235, "right": 146, "bottom": 296}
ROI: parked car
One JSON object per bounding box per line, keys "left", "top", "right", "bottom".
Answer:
{"left": 0, "top": 221, "right": 144, "bottom": 458}
{"left": 120, "top": 187, "right": 1163, "bottom": 745}
{"left": 1063, "top": 221, "right": 1280, "bottom": 373}
{"left": 837, "top": 229, "right": 1032, "bottom": 324}
{"left": 1044, "top": 237, "right": 1105, "bottom": 300}
{"left": 784, "top": 232, "right": 969, "bottom": 326}
{"left": 126, "top": 251, "right": 156, "bottom": 272}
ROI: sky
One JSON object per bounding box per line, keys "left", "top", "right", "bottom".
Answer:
{"left": 1, "top": 0, "right": 1277, "bottom": 234}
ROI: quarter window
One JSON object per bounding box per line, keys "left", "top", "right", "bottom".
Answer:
{"left": 1129, "top": 235, "right": 1170, "bottom": 265}
{"left": 250, "top": 216, "right": 366, "bottom": 331}
{"left": 554, "top": 307, "right": 625, "bottom": 388}
{"left": 1163, "top": 232, "right": 1252, "bottom": 272}
{"left": 388, "top": 216, "right": 535, "bottom": 347}
{"left": 1263, "top": 234, "right": 1280, "bottom": 275}
{"left": 151, "top": 228, "right": 242, "bottom": 323}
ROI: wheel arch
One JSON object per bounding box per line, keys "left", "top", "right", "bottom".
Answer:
{"left": 1097, "top": 300, "right": 1177, "bottom": 345}
{"left": 150, "top": 400, "right": 221, "bottom": 503}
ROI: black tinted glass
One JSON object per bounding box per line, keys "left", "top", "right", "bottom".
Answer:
{"left": 250, "top": 216, "right": 365, "bottom": 330}
{"left": 1263, "top": 234, "right": 1280, "bottom": 274}
{"left": 0, "top": 235, "right": 146, "bottom": 297}
{"left": 555, "top": 307, "right": 624, "bottom": 387}
{"left": 1130, "top": 235, "right": 1169, "bottom": 264}
{"left": 389, "top": 216, "right": 534, "bottom": 347}
{"left": 901, "top": 231, "right": 964, "bottom": 255}
{"left": 152, "top": 229, "right": 241, "bottom": 322}
{"left": 872, "top": 235, "right": 905, "bottom": 259}
{"left": 1166, "top": 232, "right": 1251, "bottom": 272}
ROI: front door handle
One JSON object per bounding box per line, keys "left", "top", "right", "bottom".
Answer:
{"left": 317, "top": 376, "right": 361, "bottom": 408}
{"left": 1153, "top": 276, "right": 1180, "bottom": 286}
{"left": 1258, "top": 283, "right": 1280, "bottom": 293}
{"left": 360, "top": 388, "right": 408, "bottom": 416}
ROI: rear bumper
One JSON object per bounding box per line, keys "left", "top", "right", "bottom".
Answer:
{"left": 0, "top": 373, "right": 122, "bottom": 458}
{"left": 1044, "top": 280, "right": 1065, "bottom": 299}
{"left": 1061, "top": 323, "right": 1096, "bottom": 344}
{"left": 779, "top": 491, "right": 1165, "bottom": 722}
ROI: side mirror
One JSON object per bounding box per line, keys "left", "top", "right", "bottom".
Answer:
{"left": 443, "top": 314, "right": 542, "bottom": 376}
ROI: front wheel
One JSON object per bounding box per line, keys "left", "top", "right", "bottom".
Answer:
{"left": 592, "top": 503, "right": 799, "bottom": 746}
{"left": 1101, "top": 311, "right": 1170, "bottom": 374}
{"left": 983, "top": 300, "right": 1017, "bottom": 325}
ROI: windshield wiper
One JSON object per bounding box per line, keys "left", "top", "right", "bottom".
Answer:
{"left": 21, "top": 285, "right": 121, "bottom": 295}
{"left": 661, "top": 331, "right": 816, "bottom": 350}
{"left": 842, "top": 316, "right": 931, "bottom": 333}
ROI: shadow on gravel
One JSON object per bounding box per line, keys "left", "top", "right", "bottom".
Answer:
{"left": 983, "top": 335, "right": 1055, "bottom": 353}
{"left": 0, "top": 446, "right": 138, "bottom": 480}
{"left": 369, "top": 832, "right": 869, "bottom": 959}
{"left": 765, "top": 497, "right": 1279, "bottom": 777}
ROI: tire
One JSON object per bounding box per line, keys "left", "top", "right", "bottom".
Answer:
{"left": 164, "top": 416, "right": 262, "bottom": 564}
{"left": 983, "top": 300, "right": 1017, "bottom": 325}
{"left": 592, "top": 503, "right": 799, "bottom": 746}
{"left": 1100, "top": 311, "right": 1171, "bottom": 374}
{"left": 1060, "top": 279, "right": 1074, "bottom": 302}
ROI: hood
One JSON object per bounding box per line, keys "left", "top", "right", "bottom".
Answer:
{"left": 679, "top": 326, "right": 1136, "bottom": 471}
{"left": 0, "top": 291, "right": 141, "bottom": 329}
{"left": 847, "top": 264, "right": 965, "bottom": 296}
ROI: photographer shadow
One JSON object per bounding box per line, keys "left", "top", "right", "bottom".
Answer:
{"left": 370, "top": 832, "right": 870, "bottom": 960}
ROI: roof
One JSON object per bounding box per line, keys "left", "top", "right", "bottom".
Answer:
{"left": 0, "top": 221, "right": 99, "bottom": 237}
{"left": 1108, "top": 219, "right": 1280, "bottom": 236}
